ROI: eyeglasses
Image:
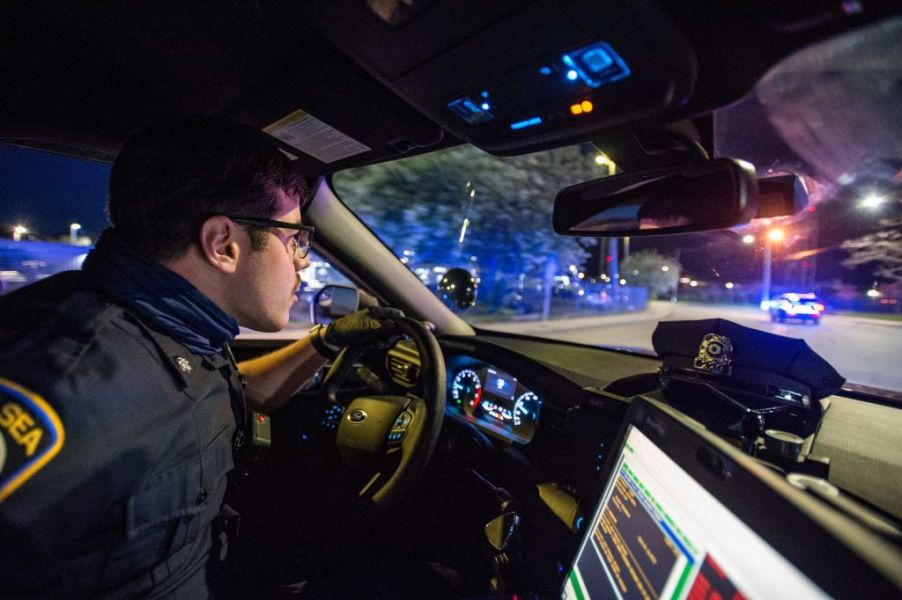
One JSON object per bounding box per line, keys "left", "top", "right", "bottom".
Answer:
{"left": 228, "top": 216, "right": 315, "bottom": 260}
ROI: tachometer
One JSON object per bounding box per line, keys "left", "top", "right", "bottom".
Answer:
{"left": 513, "top": 391, "right": 540, "bottom": 428}
{"left": 451, "top": 369, "right": 483, "bottom": 415}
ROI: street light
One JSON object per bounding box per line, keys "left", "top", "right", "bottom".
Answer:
{"left": 458, "top": 217, "right": 469, "bottom": 244}
{"left": 594, "top": 152, "right": 616, "bottom": 168}
{"left": 70, "top": 223, "right": 82, "bottom": 244}
{"left": 742, "top": 234, "right": 755, "bottom": 245}
{"left": 761, "top": 227, "right": 785, "bottom": 309}
{"left": 860, "top": 194, "right": 885, "bottom": 210}
{"left": 13, "top": 225, "right": 28, "bottom": 241}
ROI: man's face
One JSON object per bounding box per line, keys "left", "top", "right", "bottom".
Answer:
{"left": 232, "top": 188, "right": 311, "bottom": 332}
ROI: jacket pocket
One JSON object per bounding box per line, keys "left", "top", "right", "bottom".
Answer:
{"left": 101, "top": 425, "right": 234, "bottom": 593}
{"left": 127, "top": 422, "right": 233, "bottom": 540}
{"left": 129, "top": 463, "right": 206, "bottom": 533}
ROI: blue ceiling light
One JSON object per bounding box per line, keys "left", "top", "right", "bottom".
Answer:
{"left": 582, "top": 48, "right": 613, "bottom": 72}
{"left": 510, "top": 116, "right": 542, "bottom": 131}
{"left": 561, "top": 42, "right": 631, "bottom": 89}
{"left": 447, "top": 97, "right": 495, "bottom": 124}
{"left": 446, "top": 41, "right": 629, "bottom": 129}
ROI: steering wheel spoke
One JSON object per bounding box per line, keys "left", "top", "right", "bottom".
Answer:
{"left": 386, "top": 409, "right": 413, "bottom": 446}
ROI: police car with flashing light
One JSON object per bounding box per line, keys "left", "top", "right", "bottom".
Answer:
{"left": 769, "top": 293, "right": 826, "bottom": 325}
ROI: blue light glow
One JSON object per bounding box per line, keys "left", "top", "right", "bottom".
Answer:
{"left": 582, "top": 48, "right": 613, "bottom": 72}
{"left": 510, "top": 116, "right": 542, "bottom": 130}
{"left": 447, "top": 97, "right": 495, "bottom": 124}
{"left": 561, "top": 42, "right": 631, "bottom": 89}
{"left": 575, "top": 516, "right": 585, "bottom": 530}
{"left": 539, "top": 66, "right": 552, "bottom": 76}
{"left": 481, "top": 90, "right": 489, "bottom": 98}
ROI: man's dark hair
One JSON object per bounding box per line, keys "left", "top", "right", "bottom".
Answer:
{"left": 108, "top": 115, "right": 307, "bottom": 261}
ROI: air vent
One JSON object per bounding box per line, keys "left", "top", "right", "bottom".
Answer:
{"left": 541, "top": 402, "right": 573, "bottom": 434}
{"left": 386, "top": 340, "right": 420, "bottom": 388}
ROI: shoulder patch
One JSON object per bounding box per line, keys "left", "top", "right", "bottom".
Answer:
{"left": 0, "top": 376, "right": 65, "bottom": 502}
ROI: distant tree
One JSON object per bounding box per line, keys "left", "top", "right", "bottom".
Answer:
{"left": 620, "top": 250, "right": 681, "bottom": 297}
{"left": 841, "top": 217, "right": 902, "bottom": 285}
{"left": 334, "top": 144, "right": 605, "bottom": 308}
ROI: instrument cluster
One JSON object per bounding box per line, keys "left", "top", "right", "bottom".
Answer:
{"left": 448, "top": 359, "right": 542, "bottom": 444}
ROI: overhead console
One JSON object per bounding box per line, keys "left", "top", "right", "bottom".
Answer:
{"left": 308, "top": 0, "right": 696, "bottom": 154}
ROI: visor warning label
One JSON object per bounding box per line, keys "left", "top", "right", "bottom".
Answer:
{"left": 264, "top": 109, "right": 371, "bottom": 164}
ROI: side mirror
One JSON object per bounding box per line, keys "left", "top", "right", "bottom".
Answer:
{"left": 553, "top": 158, "right": 758, "bottom": 237}
{"left": 438, "top": 268, "right": 477, "bottom": 312}
{"left": 310, "top": 285, "right": 360, "bottom": 324}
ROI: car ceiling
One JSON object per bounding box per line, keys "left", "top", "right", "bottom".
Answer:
{"left": 0, "top": 1, "right": 896, "bottom": 175}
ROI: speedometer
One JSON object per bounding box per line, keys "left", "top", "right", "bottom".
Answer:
{"left": 451, "top": 369, "right": 483, "bottom": 415}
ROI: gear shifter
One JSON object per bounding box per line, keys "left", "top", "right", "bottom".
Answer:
{"left": 485, "top": 511, "right": 521, "bottom": 596}
{"left": 469, "top": 469, "right": 522, "bottom": 596}
{"left": 485, "top": 510, "right": 521, "bottom": 552}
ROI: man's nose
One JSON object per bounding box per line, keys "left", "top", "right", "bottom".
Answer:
{"left": 294, "top": 253, "right": 310, "bottom": 270}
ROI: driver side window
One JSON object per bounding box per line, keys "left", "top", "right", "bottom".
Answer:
{"left": 239, "top": 249, "right": 353, "bottom": 338}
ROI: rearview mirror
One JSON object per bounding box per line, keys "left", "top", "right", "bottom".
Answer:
{"left": 756, "top": 173, "right": 808, "bottom": 218}
{"left": 553, "top": 158, "right": 758, "bottom": 237}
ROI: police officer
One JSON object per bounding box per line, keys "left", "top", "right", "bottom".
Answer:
{"left": 0, "top": 116, "right": 400, "bottom": 597}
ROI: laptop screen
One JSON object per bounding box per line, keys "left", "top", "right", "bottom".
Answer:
{"left": 563, "top": 421, "right": 828, "bottom": 599}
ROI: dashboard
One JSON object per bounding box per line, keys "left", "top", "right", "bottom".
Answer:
{"left": 446, "top": 356, "right": 543, "bottom": 444}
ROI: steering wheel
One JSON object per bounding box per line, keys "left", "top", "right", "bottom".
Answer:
{"left": 318, "top": 317, "right": 445, "bottom": 508}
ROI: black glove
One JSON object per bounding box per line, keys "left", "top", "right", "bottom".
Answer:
{"left": 322, "top": 307, "right": 404, "bottom": 349}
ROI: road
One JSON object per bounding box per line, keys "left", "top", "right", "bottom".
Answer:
{"left": 480, "top": 301, "right": 902, "bottom": 392}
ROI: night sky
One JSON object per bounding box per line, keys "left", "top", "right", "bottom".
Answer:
{"left": 0, "top": 144, "right": 111, "bottom": 239}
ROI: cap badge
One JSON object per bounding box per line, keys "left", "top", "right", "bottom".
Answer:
{"left": 694, "top": 333, "right": 733, "bottom": 375}
{"left": 175, "top": 357, "right": 193, "bottom": 373}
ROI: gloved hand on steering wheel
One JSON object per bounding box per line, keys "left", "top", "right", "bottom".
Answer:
{"left": 309, "top": 307, "right": 404, "bottom": 358}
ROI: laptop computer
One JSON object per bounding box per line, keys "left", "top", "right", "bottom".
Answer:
{"left": 561, "top": 396, "right": 902, "bottom": 599}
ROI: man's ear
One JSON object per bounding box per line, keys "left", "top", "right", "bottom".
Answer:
{"left": 198, "top": 216, "right": 241, "bottom": 273}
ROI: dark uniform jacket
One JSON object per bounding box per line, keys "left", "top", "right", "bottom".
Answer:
{"left": 0, "top": 271, "right": 243, "bottom": 598}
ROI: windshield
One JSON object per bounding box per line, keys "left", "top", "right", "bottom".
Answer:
{"left": 335, "top": 20, "right": 901, "bottom": 393}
